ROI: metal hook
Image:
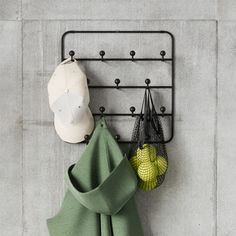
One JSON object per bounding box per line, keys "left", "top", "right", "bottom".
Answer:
{"left": 160, "top": 50, "right": 166, "bottom": 61}
{"left": 69, "top": 50, "right": 75, "bottom": 61}
{"left": 130, "top": 50, "right": 135, "bottom": 61}
{"left": 99, "top": 50, "right": 105, "bottom": 61}
{"left": 114, "top": 78, "right": 120, "bottom": 89}
{"left": 145, "top": 78, "right": 151, "bottom": 87}
{"left": 84, "top": 134, "right": 90, "bottom": 144}
{"left": 160, "top": 106, "right": 166, "bottom": 117}
{"left": 130, "top": 106, "right": 136, "bottom": 117}
{"left": 115, "top": 134, "right": 120, "bottom": 141}
{"left": 99, "top": 106, "right": 105, "bottom": 117}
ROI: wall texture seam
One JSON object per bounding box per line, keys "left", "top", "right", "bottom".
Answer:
{"left": 214, "top": 19, "right": 219, "bottom": 236}
{"left": 19, "top": 18, "right": 218, "bottom": 22}
{"left": 17, "top": 0, "right": 22, "bottom": 20}
{"left": 21, "top": 19, "right": 24, "bottom": 236}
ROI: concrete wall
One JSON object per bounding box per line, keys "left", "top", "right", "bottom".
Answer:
{"left": 0, "top": 1, "right": 235, "bottom": 236}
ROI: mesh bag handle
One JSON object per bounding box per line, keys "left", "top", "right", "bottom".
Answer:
{"left": 147, "top": 88, "right": 168, "bottom": 158}
{"left": 138, "top": 88, "right": 151, "bottom": 148}
{"left": 129, "top": 88, "right": 160, "bottom": 150}
{"left": 128, "top": 89, "right": 147, "bottom": 156}
{"left": 139, "top": 88, "right": 162, "bottom": 146}
{"left": 147, "top": 88, "right": 161, "bottom": 138}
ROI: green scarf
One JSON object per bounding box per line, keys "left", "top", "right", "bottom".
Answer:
{"left": 47, "top": 118, "right": 144, "bottom": 236}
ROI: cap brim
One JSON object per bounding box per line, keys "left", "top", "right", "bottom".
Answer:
{"left": 54, "top": 108, "right": 94, "bottom": 143}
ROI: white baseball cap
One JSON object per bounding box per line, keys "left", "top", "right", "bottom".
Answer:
{"left": 48, "top": 58, "right": 94, "bottom": 143}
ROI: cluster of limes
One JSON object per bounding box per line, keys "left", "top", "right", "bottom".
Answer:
{"left": 129, "top": 144, "right": 168, "bottom": 191}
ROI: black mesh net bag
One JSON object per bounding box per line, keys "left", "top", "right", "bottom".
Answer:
{"left": 128, "top": 88, "right": 168, "bottom": 190}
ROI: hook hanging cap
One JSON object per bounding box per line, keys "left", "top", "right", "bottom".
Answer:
{"left": 84, "top": 134, "right": 90, "bottom": 144}
{"left": 69, "top": 50, "right": 75, "bottom": 61}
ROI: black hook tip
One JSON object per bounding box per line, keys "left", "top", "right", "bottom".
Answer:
{"left": 114, "top": 78, "right": 120, "bottom": 88}
{"left": 99, "top": 106, "right": 105, "bottom": 113}
{"left": 69, "top": 50, "right": 75, "bottom": 57}
{"left": 115, "top": 134, "right": 120, "bottom": 141}
{"left": 160, "top": 106, "right": 166, "bottom": 114}
{"left": 160, "top": 50, "right": 166, "bottom": 60}
{"left": 145, "top": 78, "right": 151, "bottom": 86}
{"left": 130, "top": 50, "right": 136, "bottom": 58}
{"left": 99, "top": 50, "right": 105, "bottom": 59}
{"left": 130, "top": 106, "right": 136, "bottom": 116}
{"left": 84, "top": 134, "right": 90, "bottom": 144}
{"left": 69, "top": 50, "right": 75, "bottom": 61}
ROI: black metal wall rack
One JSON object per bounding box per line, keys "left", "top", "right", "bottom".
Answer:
{"left": 61, "top": 30, "right": 175, "bottom": 144}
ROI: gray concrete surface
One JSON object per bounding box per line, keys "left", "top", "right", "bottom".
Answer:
{"left": 218, "top": 0, "right": 236, "bottom": 19}
{"left": 0, "top": 1, "right": 235, "bottom": 236}
{"left": 21, "top": 0, "right": 216, "bottom": 20}
{"left": 0, "top": 21, "right": 22, "bottom": 236}
{"left": 217, "top": 22, "right": 236, "bottom": 236}
{"left": 0, "top": 0, "right": 21, "bottom": 20}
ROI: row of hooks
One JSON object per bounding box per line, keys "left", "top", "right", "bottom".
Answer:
{"left": 83, "top": 104, "right": 167, "bottom": 144}
{"left": 94, "top": 105, "right": 167, "bottom": 117}
{"left": 84, "top": 106, "right": 168, "bottom": 144}
{"left": 111, "top": 78, "right": 151, "bottom": 89}
{"left": 84, "top": 104, "right": 167, "bottom": 144}
{"left": 87, "top": 78, "right": 172, "bottom": 89}
{"left": 68, "top": 50, "right": 169, "bottom": 61}
{"left": 84, "top": 133, "right": 122, "bottom": 144}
